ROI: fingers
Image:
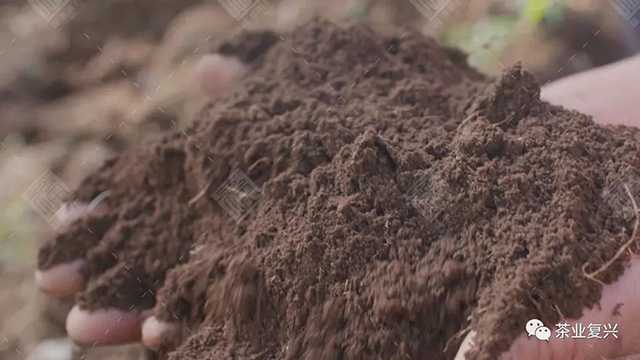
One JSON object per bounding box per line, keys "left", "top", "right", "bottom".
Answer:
{"left": 142, "top": 262, "right": 201, "bottom": 350}
{"left": 77, "top": 262, "right": 156, "bottom": 312}
{"left": 196, "top": 54, "right": 248, "bottom": 99}
{"left": 455, "top": 256, "right": 640, "bottom": 359}
{"left": 66, "top": 305, "right": 142, "bottom": 345}
{"left": 36, "top": 202, "right": 113, "bottom": 298}
{"left": 541, "top": 54, "right": 640, "bottom": 127}
{"left": 35, "top": 258, "right": 87, "bottom": 297}
{"left": 36, "top": 52, "right": 247, "bottom": 350}
{"left": 67, "top": 263, "right": 149, "bottom": 345}
{"left": 142, "top": 258, "right": 220, "bottom": 350}
{"left": 141, "top": 316, "right": 182, "bottom": 349}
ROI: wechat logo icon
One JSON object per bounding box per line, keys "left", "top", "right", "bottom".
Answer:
{"left": 526, "top": 319, "right": 551, "bottom": 341}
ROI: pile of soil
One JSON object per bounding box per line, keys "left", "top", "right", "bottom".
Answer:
{"left": 38, "top": 21, "right": 640, "bottom": 359}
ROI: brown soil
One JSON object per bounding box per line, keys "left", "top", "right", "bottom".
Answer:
{"left": 38, "top": 21, "right": 640, "bottom": 360}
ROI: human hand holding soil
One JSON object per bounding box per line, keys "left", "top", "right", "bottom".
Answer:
{"left": 33, "top": 23, "right": 640, "bottom": 360}
{"left": 34, "top": 53, "right": 249, "bottom": 348}
{"left": 455, "top": 53, "right": 640, "bottom": 360}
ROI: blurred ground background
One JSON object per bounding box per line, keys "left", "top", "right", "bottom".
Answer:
{"left": 0, "top": 0, "right": 638, "bottom": 359}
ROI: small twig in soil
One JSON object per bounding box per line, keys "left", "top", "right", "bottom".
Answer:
{"left": 88, "top": 190, "right": 111, "bottom": 211}
{"left": 188, "top": 180, "right": 213, "bottom": 206}
{"left": 457, "top": 111, "right": 479, "bottom": 131}
{"left": 554, "top": 304, "right": 565, "bottom": 320}
{"left": 582, "top": 184, "right": 640, "bottom": 284}
{"left": 527, "top": 293, "right": 544, "bottom": 317}
{"left": 443, "top": 324, "right": 472, "bottom": 353}
{"left": 491, "top": 114, "right": 516, "bottom": 128}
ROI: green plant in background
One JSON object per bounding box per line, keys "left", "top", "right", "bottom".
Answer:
{"left": 347, "top": 0, "right": 370, "bottom": 19}
{"left": 519, "top": 0, "right": 565, "bottom": 25}
{"left": 0, "top": 199, "right": 38, "bottom": 271}
{"left": 444, "top": 0, "right": 567, "bottom": 73}
{"left": 0, "top": 137, "right": 43, "bottom": 271}
{"left": 445, "top": 15, "right": 515, "bottom": 71}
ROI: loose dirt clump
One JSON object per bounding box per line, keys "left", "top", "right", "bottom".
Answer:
{"left": 38, "top": 20, "right": 640, "bottom": 359}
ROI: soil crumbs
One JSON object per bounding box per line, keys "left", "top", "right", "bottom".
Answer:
{"left": 38, "top": 20, "right": 640, "bottom": 360}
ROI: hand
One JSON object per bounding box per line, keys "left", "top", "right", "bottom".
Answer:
{"left": 35, "top": 53, "right": 247, "bottom": 348}
{"left": 37, "top": 50, "right": 640, "bottom": 358}
{"left": 455, "top": 54, "right": 640, "bottom": 360}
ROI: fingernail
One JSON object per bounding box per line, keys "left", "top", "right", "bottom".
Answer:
{"left": 66, "top": 306, "right": 142, "bottom": 345}
{"left": 35, "top": 259, "right": 87, "bottom": 298}
{"left": 142, "top": 316, "right": 182, "bottom": 349}
{"left": 196, "top": 54, "right": 248, "bottom": 99}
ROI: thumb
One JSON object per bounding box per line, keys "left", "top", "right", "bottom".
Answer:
{"left": 455, "top": 256, "right": 640, "bottom": 359}
{"left": 541, "top": 54, "right": 640, "bottom": 127}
